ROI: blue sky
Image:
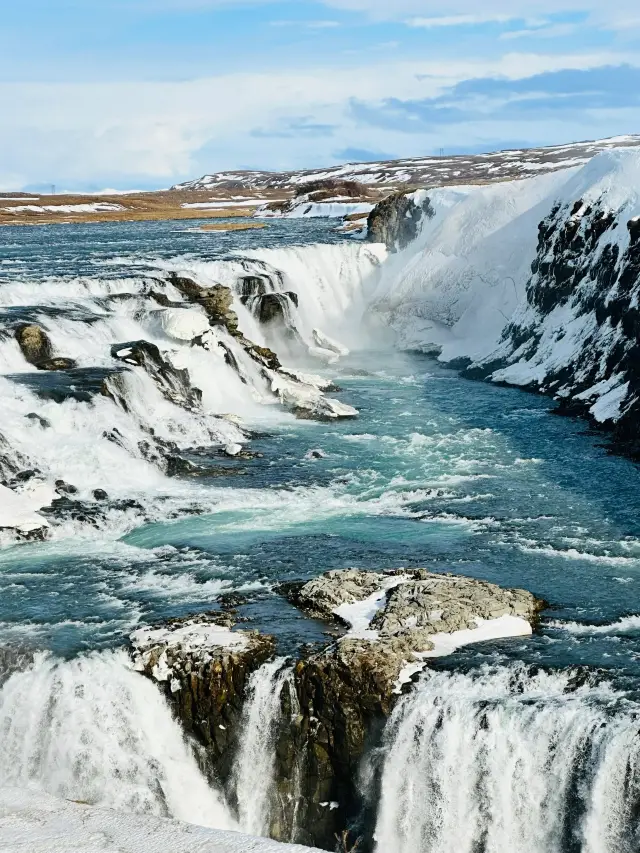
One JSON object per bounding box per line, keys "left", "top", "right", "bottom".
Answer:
{"left": 1, "top": 0, "right": 639, "bottom": 190}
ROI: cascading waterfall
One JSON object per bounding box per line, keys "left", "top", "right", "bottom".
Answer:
{"left": 233, "top": 658, "right": 292, "bottom": 836}
{"left": 372, "top": 666, "right": 640, "bottom": 853}
{"left": 0, "top": 650, "right": 236, "bottom": 831}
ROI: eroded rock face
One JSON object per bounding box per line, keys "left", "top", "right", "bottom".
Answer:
{"left": 110, "top": 340, "right": 202, "bottom": 411}
{"left": 273, "top": 569, "right": 544, "bottom": 848}
{"left": 130, "top": 613, "right": 276, "bottom": 784}
{"left": 15, "top": 324, "right": 53, "bottom": 365}
{"left": 367, "top": 191, "right": 434, "bottom": 252}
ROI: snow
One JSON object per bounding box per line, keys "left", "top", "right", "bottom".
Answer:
{"left": 0, "top": 788, "right": 321, "bottom": 853}
{"left": 334, "top": 576, "right": 409, "bottom": 639}
{"left": 420, "top": 614, "right": 533, "bottom": 657}
{"left": 312, "top": 328, "right": 349, "bottom": 357}
{"left": 0, "top": 483, "right": 51, "bottom": 534}
{"left": 160, "top": 308, "right": 211, "bottom": 341}
{"left": 130, "top": 620, "right": 249, "bottom": 659}
{"left": 181, "top": 201, "right": 262, "bottom": 209}
{"left": 393, "top": 615, "right": 533, "bottom": 692}
{"left": 175, "top": 136, "right": 640, "bottom": 194}
{"left": 368, "top": 148, "right": 640, "bottom": 425}
{"left": 2, "top": 203, "right": 125, "bottom": 214}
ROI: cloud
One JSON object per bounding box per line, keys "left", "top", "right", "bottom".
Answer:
{"left": 1, "top": 52, "right": 637, "bottom": 189}
{"left": 349, "top": 65, "right": 640, "bottom": 132}
{"left": 321, "top": 0, "right": 639, "bottom": 26}
{"left": 407, "top": 15, "right": 540, "bottom": 28}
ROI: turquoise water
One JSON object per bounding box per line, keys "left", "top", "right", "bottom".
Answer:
{"left": 2, "top": 218, "right": 640, "bottom": 685}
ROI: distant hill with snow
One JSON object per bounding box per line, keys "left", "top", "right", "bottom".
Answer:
{"left": 174, "top": 136, "right": 640, "bottom": 193}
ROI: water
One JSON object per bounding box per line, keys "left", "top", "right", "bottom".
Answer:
{"left": 3, "top": 218, "right": 640, "bottom": 847}
{"left": 233, "top": 658, "right": 292, "bottom": 836}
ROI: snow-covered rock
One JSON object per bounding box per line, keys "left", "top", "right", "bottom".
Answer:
{"left": 161, "top": 308, "right": 211, "bottom": 341}
{"left": 369, "top": 148, "right": 640, "bottom": 451}
{"left": 0, "top": 483, "right": 51, "bottom": 539}
{"left": 311, "top": 329, "right": 349, "bottom": 357}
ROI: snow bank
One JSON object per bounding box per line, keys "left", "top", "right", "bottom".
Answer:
{"left": 369, "top": 149, "right": 640, "bottom": 427}
{"left": 0, "top": 788, "right": 322, "bottom": 852}
{"left": 2, "top": 203, "right": 125, "bottom": 214}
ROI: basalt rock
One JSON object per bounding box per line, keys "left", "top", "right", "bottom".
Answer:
{"left": 168, "top": 274, "right": 239, "bottom": 335}
{"left": 130, "top": 613, "right": 276, "bottom": 785}
{"left": 270, "top": 568, "right": 544, "bottom": 848}
{"left": 15, "top": 324, "right": 53, "bottom": 366}
{"left": 140, "top": 570, "right": 543, "bottom": 850}
{"left": 367, "top": 191, "right": 434, "bottom": 252}
{"left": 14, "top": 324, "right": 77, "bottom": 371}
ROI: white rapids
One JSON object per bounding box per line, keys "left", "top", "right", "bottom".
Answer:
{"left": 372, "top": 665, "right": 640, "bottom": 853}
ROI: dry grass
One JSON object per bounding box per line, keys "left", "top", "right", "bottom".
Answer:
{"left": 199, "top": 221, "right": 267, "bottom": 231}
{"left": 0, "top": 189, "right": 289, "bottom": 227}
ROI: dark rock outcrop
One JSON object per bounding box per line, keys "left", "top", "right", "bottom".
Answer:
{"left": 130, "top": 612, "right": 276, "bottom": 784}
{"left": 110, "top": 340, "right": 202, "bottom": 411}
{"left": 134, "top": 570, "right": 543, "bottom": 850}
{"left": 169, "top": 274, "right": 239, "bottom": 335}
{"left": 367, "top": 191, "right": 434, "bottom": 252}
{"left": 15, "top": 324, "right": 53, "bottom": 365}
{"left": 470, "top": 199, "right": 640, "bottom": 456}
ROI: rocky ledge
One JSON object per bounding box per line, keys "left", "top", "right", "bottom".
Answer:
{"left": 131, "top": 612, "right": 275, "bottom": 783}
{"left": 131, "top": 570, "right": 544, "bottom": 851}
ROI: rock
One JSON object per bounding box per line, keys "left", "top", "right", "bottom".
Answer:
{"left": 54, "top": 479, "right": 78, "bottom": 496}
{"left": 110, "top": 340, "right": 202, "bottom": 411}
{"left": 25, "top": 413, "right": 51, "bottom": 429}
{"left": 36, "top": 358, "right": 78, "bottom": 371}
{"left": 15, "top": 324, "right": 53, "bottom": 366}
{"left": 0, "top": 483, "right": 50, "bottom": 541}
{"left": 367, "top": 191, "right": 434, "bottom": 252}
{"left": 271, "top": 569, "right": 545, "bottom": 847}
{"left": 130, "top": 613, "right": 276, "bottom": 784}
{"left": 14, "top": 325, "right": 76, "bottom": 371}
{"left": 312, "top": 329, "right": 349, "bottom": 358}
{"left": 305, "top": 449, "right": 326, "bottom": 460}
{"left": 92, "top": 489, "right": 109, "bottom": 501}
{"left": 238, "top": 276, "right": 268, "bottom": 301}
{"left": 160, "top": 308, "right": 211, "bottom": 342}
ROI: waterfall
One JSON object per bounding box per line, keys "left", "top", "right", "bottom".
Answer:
{"left": 373, "top": 665, "right": 640, "bottom": 853}
{"left": 233, "top": 657, "right": 292, "bottom": 836}
{"left": 0, "top": 650, "right": 236, "bottom": 831}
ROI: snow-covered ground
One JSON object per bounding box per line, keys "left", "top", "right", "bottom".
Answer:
{"left": 175, "top": 135, "right": 640, "bottom": 193}
{"left": 1, "top": 203, "right": 125, "bottom": 214}
{"left": 0, "top": 788, "right": 321, "bottom": 853}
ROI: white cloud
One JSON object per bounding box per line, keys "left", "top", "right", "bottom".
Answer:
{"left": 321, "top": 0, "right": 639, "bottom": 25}
{"left": 1, "top": 50, "right": 637, "bottom": 189}
{"left": 408, "top": 15, "right": 535, "bottom": 28}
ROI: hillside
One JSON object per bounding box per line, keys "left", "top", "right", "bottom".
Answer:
{"left": 174, "top": 135, "right": 640, "bottom": 193}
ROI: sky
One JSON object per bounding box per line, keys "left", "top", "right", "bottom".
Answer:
{"left": 2, "top": 0, "right": 639, "bottom": 191}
